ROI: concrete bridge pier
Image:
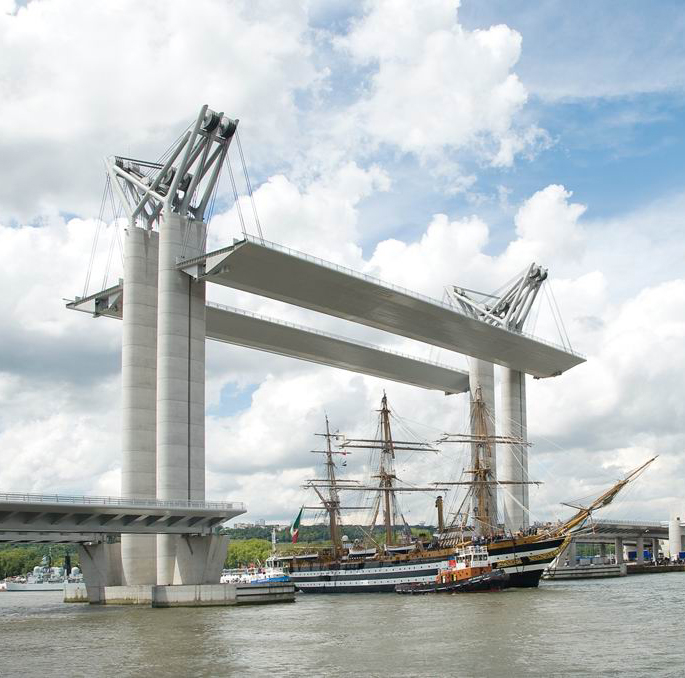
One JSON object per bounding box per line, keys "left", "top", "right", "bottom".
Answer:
{"left": 668, "top": 516, "right": 682, "bottom": 561}
{"left": 76, "top": 542, "right": 124, "bottom": 602}
{"left": 564, "top": 540, "right": 577, "bottom": 566}
{"left": 173, "top": 534, "right": 229, "bottom": 584}
{"left": 614, "top": 537, "right": 624, "bottom": 564}
{"left": 636, "top": 536, "right": 645, "bottom": 563}
{"left": 468, "top": 359, "right": 496, "bottom": 534}
{"left": 500, "top": 367, "right": 528, "bottom": 533}
{"left": 653, "top": 538, "right": 660, "bottom": 561}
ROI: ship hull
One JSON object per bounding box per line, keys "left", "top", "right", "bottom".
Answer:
{"left": 395, "top": 569, "right": 508, "bottom": 594}
{"left": 5, "top": 582, "right": 65, "bottom": 591}
{"left": 288, "top": 536, "right": 565, "bottom": 593}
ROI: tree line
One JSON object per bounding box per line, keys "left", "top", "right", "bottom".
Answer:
{"left": 0, "top": 545, "right": 78, "bottom": 578}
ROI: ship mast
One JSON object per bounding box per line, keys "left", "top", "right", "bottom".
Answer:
{"left": 437, "top": 387, "right": 537, "bottom": 541}
{"left": 471, "top": 386, "right": 496, "bottom": 538}
{"left": 380, "top": 393, "right": 396, "bottom": 545}
{"left": 323, "top": 416, "right": 341, "bottom": 555}
{"left": 304, "top": 416, "right": 364, "bottom": 559}
{"left": 338, "top": 393, "right": 444, "bottom": 548}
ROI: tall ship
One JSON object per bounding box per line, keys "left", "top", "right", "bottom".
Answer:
{"left": 274, "top": 394, "right": 655, "bottom": 593}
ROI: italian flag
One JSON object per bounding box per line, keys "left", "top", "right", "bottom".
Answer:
{"left": 290, "top": 506, "right": 304, "bottom": 543}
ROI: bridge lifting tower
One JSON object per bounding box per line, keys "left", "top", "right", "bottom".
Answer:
{"left": 447, "top": 263, "right": 549, "bottom": 534}
{"left": 106, "top": 105, "right": 238, "bottom": 584}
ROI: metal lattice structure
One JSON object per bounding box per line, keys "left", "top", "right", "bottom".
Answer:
{"left": 446, "top": 263, "right": 548, "bottom": 333}
{"left": 106, "top": 105, "right": 238, "bottom": 229}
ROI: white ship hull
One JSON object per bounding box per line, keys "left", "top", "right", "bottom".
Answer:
{"left": 5, "top": 581, "right": 65, "bottom": 592}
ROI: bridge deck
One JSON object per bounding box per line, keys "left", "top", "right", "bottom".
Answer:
{"left": 67, "top": 286, "right": 470, "bottom": 394}
{"left": 0, "top": 493, "right": 245, "bottom": 537}
{"left": 184, "top": 236, "right": 585, "bottom": 378}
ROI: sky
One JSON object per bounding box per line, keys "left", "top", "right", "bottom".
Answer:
{"left": 1, "top": 0, "right": 684, "bottom": 527}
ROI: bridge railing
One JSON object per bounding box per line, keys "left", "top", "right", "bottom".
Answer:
{"left": 592, "top": 518, "right": 665, "bottom": 528}
{"left": 0, "top": 492, "right": 245, "bottom": 512}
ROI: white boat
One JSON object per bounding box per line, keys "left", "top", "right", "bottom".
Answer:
{"left": 220, "top": 565, "right": 290, "bottom": 584}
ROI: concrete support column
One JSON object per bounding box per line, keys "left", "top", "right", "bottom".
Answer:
{"left": 174, "top": 534, "right": 229, "bottom": 585}
{"left": 614, "top": 537, "right": 624, "bottom": 565}
{"left": 156, "top": 213, "right": 207, "bottom": 585}
{"left": 500, "top": 367, "right": 528, "bottom": 533}
{"left": 468, "top": 359, "right": 496, "bottom": 535}
{"left": 636, "top": 536, "right": 645, "bottom": 563}
{"left": 121, "top": 227, "right": 158, "bottom": 585}
{"left": 668, "top": 516, "right": 682, "bottom": 562}
{"left": 599, "top": 542, "right": 607, "bottom": 562}
{"left": 566, "top": 540, "right": 577, "bottom": 567}
{"left": 77, "top": 542, "right": 123, "bottom": 602}
{"left": 652, "top": 538, "right": 660, "bottom": 562}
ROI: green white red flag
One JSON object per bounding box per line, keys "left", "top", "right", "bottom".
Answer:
{"left": 290, "top": 506, "right": 304, "bottom": 543}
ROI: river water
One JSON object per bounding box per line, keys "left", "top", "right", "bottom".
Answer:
{"left": 1, "top": 574, "right": 683, "bottom": 677}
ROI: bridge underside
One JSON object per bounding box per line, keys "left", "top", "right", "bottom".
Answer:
{"left": 0, "top": 531, "right": 106, "bottom": 544}
{"left": 67, "top": 285, "right": 470, "bottom": 394}
{"left": 0, "top": 494, "right": 245, "bottom": 538}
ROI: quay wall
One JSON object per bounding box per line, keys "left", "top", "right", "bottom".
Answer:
{"left": 543, "top": 564, "right": 626, "bottom": 580}
{"left": 627, "top": 563, "right": 685, "bottom": 575}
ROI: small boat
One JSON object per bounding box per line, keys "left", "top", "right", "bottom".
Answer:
{"left": 220, "top": 527, "right": 291, "bottom": 584}
{"left": 395, "top": 545, "right": 508, "bottom": 594}
{"left": 220, "top": 565, "right": 290, "bottom": 585}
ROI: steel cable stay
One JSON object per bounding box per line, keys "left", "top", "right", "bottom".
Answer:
{"left": 82, "top": 173, "right": 109, "bottom": 298}
{"left": 224, "top": 154, "right": 247, "bottom": 237}
{"left": 201, "top": 165, "right": 222, "bottom": 254}
{"left": 547, "top": 280, "right": 572, "bottom": 352}
{"left": 235, "top": 129, "right": 264, "bottom": 243}
{"left": 102, "top": 177, "right": 125, "bottom": 290}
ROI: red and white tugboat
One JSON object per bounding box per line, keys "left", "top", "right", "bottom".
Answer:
{"left": 395, "top": 545, "right": 508, "bottom": 594}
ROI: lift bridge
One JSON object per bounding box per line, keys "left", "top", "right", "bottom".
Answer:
{"left": 3, "top": 105, "right": 585, "bottom": 596}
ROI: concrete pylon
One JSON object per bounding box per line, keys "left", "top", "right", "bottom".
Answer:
{"left": 121, "top": 227, "right": 159, "bottom": 584}
{"left": 500, "top": 367, "right": 528, "bottom": 533}
{"left": 614, "top": 537, "right": 624, "bottom": 564}
{"left": 156, "top": 212, "right": 207, "bottom": 585}
{"left": 668, "top": 515, "right": 682, "bottom": 562}
{"left": 636, "top": 536, "right": 644, "bottom": 563}
{"left": 468, "top": 359, "right": 497, "bottom": 534}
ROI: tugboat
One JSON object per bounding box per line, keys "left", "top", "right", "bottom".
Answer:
{"left": 395, "top": 545, "right": 508, "bottom": 594}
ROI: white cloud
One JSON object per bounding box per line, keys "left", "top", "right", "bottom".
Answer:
{"left": 0, "top": 0, "right": 320, "bottom": 218}
{"left": 207, "top": 161, "right": 390, "bottom": 265}
{"left": 336, "top": 0, "right": 546, "bottom": 168}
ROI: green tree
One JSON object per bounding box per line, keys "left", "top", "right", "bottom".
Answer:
{"left": 224, "top": 539, "right": 272, "bottom": 568}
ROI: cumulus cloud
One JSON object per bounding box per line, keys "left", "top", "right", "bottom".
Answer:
{"left": 336, "top": 0, "right": 548, "bottom": 168}
{"left": 0, "top": 0, "right": 320, "bottom": 218}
